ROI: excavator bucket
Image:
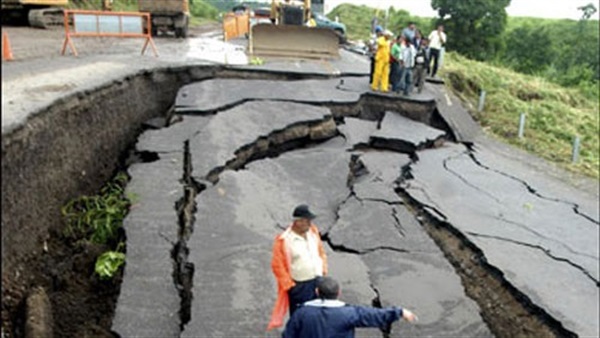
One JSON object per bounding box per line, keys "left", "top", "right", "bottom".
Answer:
{"left": 249, "top": 24, "right": 340, "bottom": 60}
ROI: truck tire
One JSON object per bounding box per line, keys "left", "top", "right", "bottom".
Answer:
{"left": 175, "top": 16, "right": 189, "bottom": 38}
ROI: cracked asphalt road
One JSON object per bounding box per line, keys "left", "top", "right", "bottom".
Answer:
{"left": 3, "top": 24, "right": 598, "bottom": 337}
{"left": 113, "top": 63, "right": 598, "bottom": 336}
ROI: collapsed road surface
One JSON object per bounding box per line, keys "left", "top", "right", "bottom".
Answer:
{"left": 112, "top": 74, "right": 599, "bottom": 336}
{"left": 2, "top": 25, "right": 598, "bottom": 337}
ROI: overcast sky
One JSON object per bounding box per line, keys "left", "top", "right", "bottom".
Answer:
{"left": 324, "top": 0, "right": 600, "bottom": 20}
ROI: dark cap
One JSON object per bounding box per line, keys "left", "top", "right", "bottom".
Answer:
{"left": 293, "top": 204, "right": 316, "bottom": 220}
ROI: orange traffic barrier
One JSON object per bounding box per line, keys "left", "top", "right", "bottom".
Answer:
{"left": 2, "top": 32, "right": 14, "bottom": 61}
{"left": 61, "top": 9, "right": 158, "bottom": 57}
{"left": 223, "top": 12, "right": 249, "bottom": 41}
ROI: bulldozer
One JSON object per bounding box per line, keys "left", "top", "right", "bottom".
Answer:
{"left": 1, "top": 0, "right": 67, "bottom": 28}
{"left": 138, "top": 0, "right": 190, "bottom": 38}
{"left": 249, "top": 0, "right": 340, "bottom": 59}
{"left": 1, "top": 0, "right": 112, "bottom": 28}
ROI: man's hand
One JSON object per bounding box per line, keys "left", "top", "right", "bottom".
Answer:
{"left": 402, "top": 309, "right": 418, "bottom": 322}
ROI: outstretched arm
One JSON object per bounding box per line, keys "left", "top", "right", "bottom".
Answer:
{"left": 353, "top": 306, "right": 418, "bottom": 328}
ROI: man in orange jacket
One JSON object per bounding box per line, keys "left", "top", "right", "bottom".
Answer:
{"left": 267, "top": 204, "right": 328, "bottom": 331}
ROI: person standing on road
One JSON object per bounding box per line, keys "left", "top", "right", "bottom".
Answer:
{"left": 283, "top": 276, "right": 418, "bottom": 338}
{"left": 368, "top": 26, "right": 383, "bottom": 85}
{"left": 427, "top": 24, "right": 447, "bottom": 78}
{"left": 389, "top": 35, "right": 403, "bottom": 92}
{"left": 267, "top": 204, "right": 328, "bottom": 331}
{"left": 402, "top": 22, "right": 417, "bottom": 42}
{"left": 371, "top": 29, "right": 393, "bottom": 92}
{"left": 413, "top": 38, "right": 430, "bottom": 93}
{"left": 398, "top": 36, "right": 416, "bottom": 96}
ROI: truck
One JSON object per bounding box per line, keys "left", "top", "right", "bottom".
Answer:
{"left": 1, "top": 0, "right": 113, "bottom": 29}
{"left": 138, "top": 0, "right": 190, "bottom": 38}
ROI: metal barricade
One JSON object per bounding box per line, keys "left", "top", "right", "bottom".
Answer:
{"left": 61, "top": 9, "right": 158, "bottom": 57}
{"left": 223, "top": 12, "right": 250, "bottom": 41}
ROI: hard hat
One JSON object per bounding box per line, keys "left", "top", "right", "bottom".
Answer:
{"left": 375, "top": 25, "right": 383, "bottom": 33}
{"left": 383, "top": 30, "right": 393, "bottom": 36}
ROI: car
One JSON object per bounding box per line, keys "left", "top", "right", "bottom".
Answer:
{"left": 312, "top": 12, "right": 346, "bottom": 36}
{"left": 253, "top": 7, "right": 271, "bottom": 18}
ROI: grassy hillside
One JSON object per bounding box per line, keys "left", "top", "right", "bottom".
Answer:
{"left": 440, "top": 52, "right": 599, "bottom": 178}
{"left": 329, "top": 3, "right": 599, "bottom": 179}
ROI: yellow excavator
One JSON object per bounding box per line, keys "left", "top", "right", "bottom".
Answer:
{"left": 1, "top": 0, "right": 112, "bottom": 28}
{"left": 249, "top": 0, "right": 339, "bottom": 59}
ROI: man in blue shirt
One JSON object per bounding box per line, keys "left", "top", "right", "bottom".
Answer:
{"left": 283, "top": 276, "right": 417, "bottom": 338}
{"left": 402, "top": 22, "right": 416, "bottom": 42}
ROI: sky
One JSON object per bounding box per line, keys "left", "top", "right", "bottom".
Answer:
{"left": 324, "top": 0, "right": 600, "bottom": 21}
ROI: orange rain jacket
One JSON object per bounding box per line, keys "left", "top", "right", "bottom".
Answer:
{"left": 267, "top": 224, "right": 328, "bottom": 331}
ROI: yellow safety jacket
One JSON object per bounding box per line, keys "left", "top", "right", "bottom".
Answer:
{"left": 375, "top": 36, "right": 390, "bottom": 63}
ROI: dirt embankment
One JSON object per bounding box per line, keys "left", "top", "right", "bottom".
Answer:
{"left": 1, "top": 22, "right": 219, "bottom": 338}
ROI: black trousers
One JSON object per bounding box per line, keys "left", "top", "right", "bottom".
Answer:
{"left": 369, "top": 56, "right": 375, "bottom": 84}
{"left": 429, "top": 48, "right": 441, "bottom": 77}
{"left": 288, "top": 278, "right": 318, "bottom": 316}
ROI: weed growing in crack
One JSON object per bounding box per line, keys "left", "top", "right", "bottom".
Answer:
{"left": 62, "top": 172, "right": 131, "bottom": 245}
{"left": 95, "top": 243, "right": 126, "bottom": 280}
{"left": 61, "top": 172, "right": 133, "bottom": 280}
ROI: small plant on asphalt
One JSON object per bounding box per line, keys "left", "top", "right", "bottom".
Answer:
{"left": 95, "top": 243, "right": 126, "bottom": 280}
{"left": 62, "top": 172, "right": 132, "bottom": 245}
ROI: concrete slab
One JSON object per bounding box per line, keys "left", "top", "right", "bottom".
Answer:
{"left": 328, "top": 198, "right": 434, "bottom": 254}
{"left": 175, "top": 78, "right": 362, "bottom": 113}
{"left": 428, "top": 83, "right": 481, "bottom": 143}
{"left": 338, "top": 117, "right": 378, "bottom": 149}
{"left": 370, "top": 112, "right": 446, "bottom": 153}
{"left": 234, "top": 147, "right": 352, "bottom": 234}
{"left": 112, "top": 152, "right": 183, "bottom": 337}
{"left": 347, "top": 150, "right": 411, "bottom": 206}
{"left": 327, "top": 250, "right": 390, "bottom": 338}
{"left": 137, "top": 115, "right": 212, "bottom": 153}
{"left": 401, "top": 143, "right": 600, "bottom": 336}
{"left": 188, "top": 100, "right": 336, "bottom": 181}
{"left": 233, "top": 48, "right": 370, "bottom": 76}
{"left": 184, "top": 146, "right": 352, "bottom": 335}
{"left": 363, "top": 250, "right": 492, "bottom": 337}
{"left": 472, "top": 139, "right": 600, "bottom": 223}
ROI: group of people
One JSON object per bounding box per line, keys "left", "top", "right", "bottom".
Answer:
{"left": 369, "top": 22, "right": 447, "bottom": 95}
{"left": 267, "top": 204, "right": 417, "bottom": 337}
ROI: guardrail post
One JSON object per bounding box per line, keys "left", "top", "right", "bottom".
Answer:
{"left": 572, "top": 136, "right": 581, "bottom": 163}
{"left": 518, "top": 112, "right": 526, "bottom": 138}
{"left": 477, "top": 90, "right": 486, "bottom": 112}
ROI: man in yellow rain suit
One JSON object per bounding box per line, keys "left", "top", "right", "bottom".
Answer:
{"left": 371, "top": 28, "right": 393, "bottom": 92}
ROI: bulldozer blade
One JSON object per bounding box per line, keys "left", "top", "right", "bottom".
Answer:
{"left": 249, "top": 24, "right": 340, "bottom": 60}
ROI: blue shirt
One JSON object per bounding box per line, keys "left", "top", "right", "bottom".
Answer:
{"left": 283, "top": 299, "right": 403, "bottom": 338}
{"left": 402, "top": 27, "right": 416, "bottom": 41}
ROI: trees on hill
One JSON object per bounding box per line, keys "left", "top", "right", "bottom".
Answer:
{"left": 431, "top": 0, "right": 511, "bottom": 61}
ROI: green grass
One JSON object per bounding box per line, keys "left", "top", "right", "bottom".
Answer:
{"left": 62, "top": 172, "right": 133, "bottom": 245}
{"left": 440, "top": 52, "right": 600, "bottom": 179}
{"left": 62, "top": 172, "right": 134, "bottom": 280}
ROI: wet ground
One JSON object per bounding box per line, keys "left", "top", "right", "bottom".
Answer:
{"left": 2, "top": 23, "right": 599, "bottom": 337}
